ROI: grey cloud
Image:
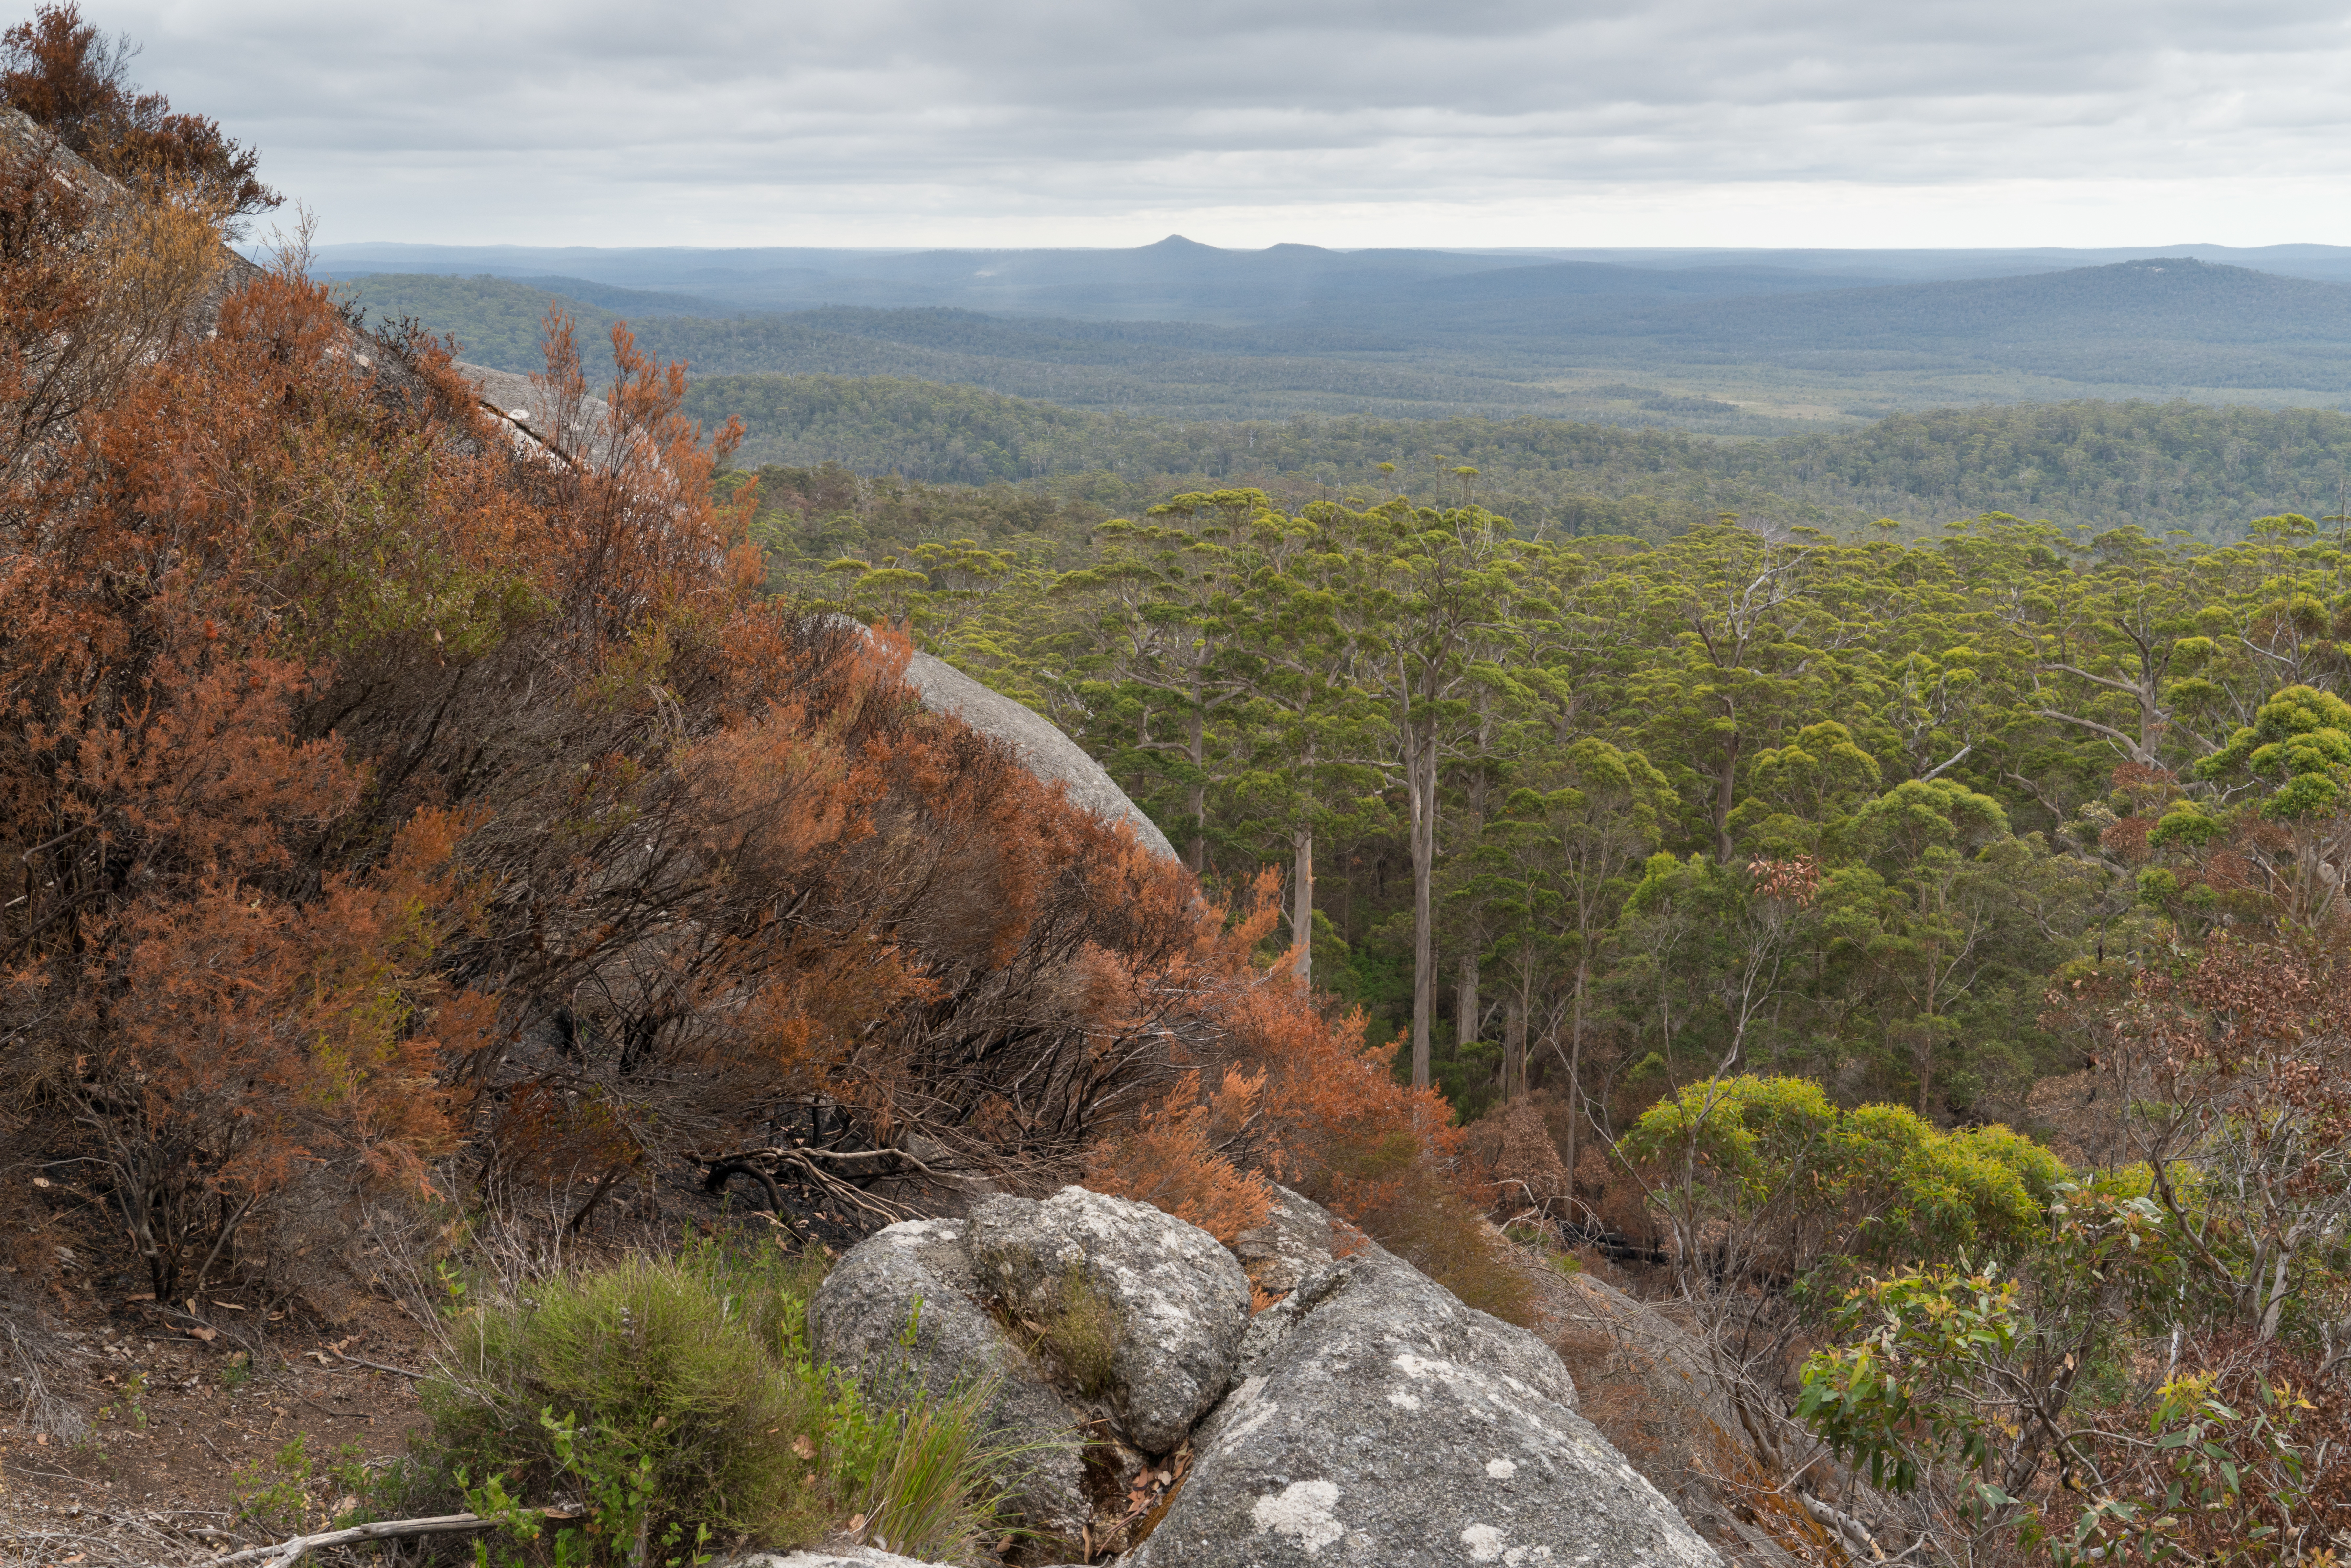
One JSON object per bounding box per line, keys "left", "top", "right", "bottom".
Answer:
{"left": 91, "top": 0, "right": 2351, "bottom": 242}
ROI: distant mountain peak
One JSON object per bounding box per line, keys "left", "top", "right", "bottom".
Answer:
{"left": 1147, "top": 234, "right": 1215, "bottom": 251}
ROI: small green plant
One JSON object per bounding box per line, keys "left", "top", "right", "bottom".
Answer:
{"left": 417, "top": 1246, "right": 830, "bottom": 1563}
{"left": 789, "top": 1281, "right": 1048, "bottom": 1563}
{"left": 413, "top": 1236, "right": 1042, "bottom": 1566}
{"left": 218, "top": 1351, "right": 252, "bottom": 1393}
{"left": 434, "top": 1258, "right": 471, "bottom": 1318}
{"left": 455, "top": 1468, "right": 549, "bottom": 1568}
{"left": 97, "top": 1370, "right": 150, "bottom": 1430}
{"left": 233, "top": 1433, "right": 315, "bottom": 1536}
{"left": 1038, "top": 1268, "right": 1119, "bottom": 1399}
{"left": 322, "top": 1442, "right": 371, "bottom": 1525}
{"left": 539, "top": 1407, "right": 714, "bottom": 1568}
{"left": 831, "top": 1377, "right": 1019, "bottom": 1563}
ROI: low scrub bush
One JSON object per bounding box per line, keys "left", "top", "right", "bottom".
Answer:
{"left": 418, "top": 1248, "right": 826, "bottom": 1562}
{"left": 1083, "top": 1070, "right": 1271, "bottom": 1244}
{"left": 403, "top": 1236, "right": 1027, "bottom": 1566}
{"left": 824, "top": 1370, "right": 1027, "bottom": 1564}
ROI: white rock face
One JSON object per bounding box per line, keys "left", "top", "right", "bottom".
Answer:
{"left": 806, "top": 1186, "right": 1716, "bottom": 1568}
{"left": 966, "top": 1185, "right": 1252, "bottom": 1454}
{"left": 724, "top": 1549, "right": 950, "bottom": 1568}
{"left": 1122, "top": 1234, "right": 1719, "bottom": 1568}
{"left": 451, "top": 361, "right": 622, "bottom": 466}
{"left": 897, "top": 650, "right": 1177, "bottom": 861}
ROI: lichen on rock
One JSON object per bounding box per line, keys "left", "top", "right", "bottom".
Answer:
{"left": 966, "top": 1186, "right": 1251, "bottom": 1455}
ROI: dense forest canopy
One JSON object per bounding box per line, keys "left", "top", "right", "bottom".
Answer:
{"left": 777, "top": 492, "right": 2351, "bottom": 1123}
{"left": 709, "top": 382, "right": 2351, "bottom": 550}
{"left": 762, "top": 469, "right": 2351, "bottom": 1563}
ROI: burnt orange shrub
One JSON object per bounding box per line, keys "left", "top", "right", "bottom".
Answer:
{"left": 2, "top": 3, "right": 277, "bottom": 218}
{"left": 1084, "top": 1070, "right": 1271, "bottom": 1243}
{"left": 1463, "top": 1097, "right": 1571, "bottom": 1220}
{"left": 1062, "top": 873, "right": 1534, "bottom": 1315}
{"left": 0, "top": 75, "right": 1511, "bottom": 1305}
{"left": 0, "top": 182, "right": 515, "bottom": 1293}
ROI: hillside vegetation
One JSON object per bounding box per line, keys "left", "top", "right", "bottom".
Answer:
{"left": 0, "top": 16, "right": 1459, "bottom": 1561}
{"left": 785, "top": 485, "right": 2351, "bottom": 1559}
{"left": 6, "top": 10, "right": 2351, "bottom": 1567}
{"left": 706, "top": 378, "right": 2351, "bottom": 547}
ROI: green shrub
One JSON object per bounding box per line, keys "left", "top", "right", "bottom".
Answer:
{"left": 823, "top": 1370, "right": 1026, "bottom": 1564}
{"left": 1621, "top": 1074, "right": 2069, "bottom": 1272}
{"left": 418, "top": 1250, "right": 828, "bottom": 1562}
{"left": 406, "top": 1236, "right": 1033, "bottom": 1566}
{"left": 234, "top": 1433, "right": 316, "bottom": 1536}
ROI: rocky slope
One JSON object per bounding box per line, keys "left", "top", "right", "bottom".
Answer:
{"left": 799, "top": 1186, "right": 1718, "bottom": 1567}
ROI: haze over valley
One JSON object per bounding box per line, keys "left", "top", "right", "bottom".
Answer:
{"left": 308, "top": 239, "right": 2351, "bottom": 545}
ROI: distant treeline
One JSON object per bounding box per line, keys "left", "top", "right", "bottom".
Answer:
{"left": 695, "top": 376, "right": 2351, "bottom": 547}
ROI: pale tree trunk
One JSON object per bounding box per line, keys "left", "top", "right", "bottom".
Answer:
{"left": 1186, "top": 704, "right": 1206, "bottom": 873}
{"left": 1565, "top": 953, "right": 1590, "bottom": 1218}
{"left": 1713, "top": 722, "right": 1741, "bottom": 864}
{"left": 1291, "top": 826, "right": 1314, "bottom": 984}
{"left": 1503, "top": 992, "right": 1526, "bottom": 1100}
{"left": 1410, "top": 726, "right": 1436, "bottom": 1090}
{"left": 1457, "top": 951, "right": 1481, "bottom": 1057}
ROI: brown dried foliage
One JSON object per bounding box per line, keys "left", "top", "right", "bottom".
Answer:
{"left": 1084, "top": 1069, "right": 1271, "bottom": 1243}
{"left": 0, "top": 95, "right": 1514, "bottom": 1324}
{"left": 2051, "top": 931, "right": 2351, "bottom": 1360}
{"left": 1, "top": 3, "right": 278, "bottom": 218}
{"left": 0, "top": 128, "right": 1185, "bottom": 1290}
{"left": 1462, "top": 1097, "right": 1571, "bottom": 1219}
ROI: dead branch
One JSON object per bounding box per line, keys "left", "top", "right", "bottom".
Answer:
{"left": 335, "top": 1352, "right": 426, "bottom": 1380}
{"left": 214, "top": 1507, "right": 584, "bottom": 1568}
{"left": 1799, "top": 1492, "right": 1884, "bottom": 1561}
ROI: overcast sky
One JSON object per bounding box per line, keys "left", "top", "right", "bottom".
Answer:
{"left": 93, "top": 0, "right": 2351, "bottom": 249}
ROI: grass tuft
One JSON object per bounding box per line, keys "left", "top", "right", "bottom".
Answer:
{"left": 1039, "top": 1267, "right": 1120, "bottom": 1399}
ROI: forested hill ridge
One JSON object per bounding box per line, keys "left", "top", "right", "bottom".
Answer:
{"left": 344, "top": 254, "right": 2351, "bottom": 427}
{"left": 713, "top": 380, "right": 2351, "bottom": 550}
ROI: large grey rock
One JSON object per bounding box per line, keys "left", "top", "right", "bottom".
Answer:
{"left": 724, "top": 1550, "right": 946, "bottom": 1568}
{"left": 966, "top": 1185, "right": 1251, "bottom": 1454}
{"left": 900, "top": 649, "right": 1177, "bottom": 861}
{"left": 1126, "top": 1238, "right": 1718, "bottom": 1568}
{"left": 804, "top": 1217, "right": 1088, "bottom": 1537}
{"left": 1233, "top": 1183, "right": 1338, "bottom": 1295}
{"left": 453, "top": 361, "right": 623, "bottom": 465}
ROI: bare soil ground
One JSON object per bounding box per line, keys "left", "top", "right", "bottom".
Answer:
{"left": 0, "top": 1153, "right": 840, "bottom": 1568}
{"left": 0, "top": 1275, "right": 437, "bottom": 1566}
